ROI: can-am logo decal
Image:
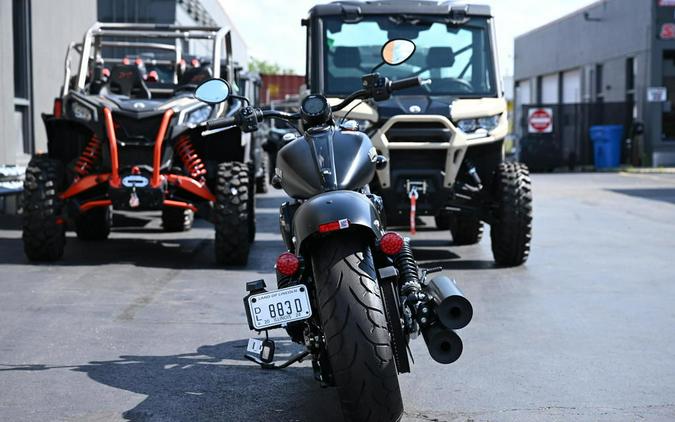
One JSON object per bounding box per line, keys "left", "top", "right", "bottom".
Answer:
{"left": 409, "top": 105, "right": 422, "bottom": 113}
{"left": 122, "top": 175, "right": 149, "bottom": 188}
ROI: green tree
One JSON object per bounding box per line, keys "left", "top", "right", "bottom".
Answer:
{"left": 248, "top": 57, "right": 296, "bottom": 75}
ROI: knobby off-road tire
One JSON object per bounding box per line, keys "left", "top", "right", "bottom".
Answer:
{"left": 434, "top": 213, "right": 451, "bottom": 230}
{"left": 248, "top": 176, "right": 256, "bottom": 243}
{"left": 161, "top": 207, "right": 193, "bottom": 232}
{"left": 490, "top": 162, "right": 533, "bottom": 266}
{"left": 312, "top": 232, "right": 403, "bottom": 422}
{"left": 76, "top": 206, "right": 112, "bottom": 240}
{"left": 450, "top": 214, "right": 483, "bottom": 245}
{"left": 22, "top": 154, "right": 66, "bottom": 261}
{"left": 214, "top": 162, "right": 251, "bottom": 265}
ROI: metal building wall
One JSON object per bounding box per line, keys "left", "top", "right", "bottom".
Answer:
{"left": 0, "top": 0, "right": 96, "bottom": 166}
{"left": 31, "top": 0, "right": 97, "bottom": 156}
{"left": 513, "top": 0, "right": 655, "bottom": 164}
{"left": 0, "top": 1, "right": 16, "bottom": 165}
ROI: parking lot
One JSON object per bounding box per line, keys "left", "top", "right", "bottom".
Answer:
{"left": 1, "top": 172, "right": 675, "bottom": 422}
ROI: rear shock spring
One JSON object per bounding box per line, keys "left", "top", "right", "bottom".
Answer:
{"left": 393, "top": 239, "right": 422, "bottom": 296}
{"left": 74, "top": 136, "right": 102, "bottom": 177}
{"left": 175, "top": 135, "right": 206, "bottom": 182}
{"left": 393, "top": 239, "right": 435, "bottom": 330}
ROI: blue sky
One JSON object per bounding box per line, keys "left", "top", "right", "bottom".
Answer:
{"left": 220, "top": 0, "right": 598, "bottom": 77}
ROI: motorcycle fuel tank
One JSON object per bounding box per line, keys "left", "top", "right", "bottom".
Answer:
{"left": 277, "top": 126, "right": 376, "bottom": 199}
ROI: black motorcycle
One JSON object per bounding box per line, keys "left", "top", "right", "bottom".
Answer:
{"left": 195, "top": 39, "right": 473, "bottom": 422}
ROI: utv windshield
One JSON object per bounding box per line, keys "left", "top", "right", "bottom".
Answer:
{"left": 323, "top": 16, "right": 497, "bottom": 97}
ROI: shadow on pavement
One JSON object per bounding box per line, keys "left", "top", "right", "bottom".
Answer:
{"left": 0, "top": 208, "right": 284, "bottom": 271}
{"left": 609, "top": 188, "right": 675, "bottom": 205}
{"left": 0, "top": 338, "right": 342, "bottom": 422}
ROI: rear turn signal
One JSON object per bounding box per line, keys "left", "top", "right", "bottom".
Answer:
{"left": 380, "top": 232, "right": 404, "bottom": 256}
{"left": 276, "top": 252, "right": 300, "bottom": 276}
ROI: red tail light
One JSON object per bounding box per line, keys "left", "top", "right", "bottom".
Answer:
{"left": 53, "top": 99, "right": 63, "bottom": 118}
{"left": 380, "top": 232, "right": 404, "bottom": 255}
{"left": 276, "top": 252, "right": 300, "bottom": 276}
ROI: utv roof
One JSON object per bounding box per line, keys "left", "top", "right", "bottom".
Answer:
{"left": 307, "top": 1, "right": 492, "bottom": 18}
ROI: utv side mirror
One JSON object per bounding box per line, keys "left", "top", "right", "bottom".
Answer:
{"left": 195, "top": 78, "right": 231, "bottom": 104}
{"left": 381, "top": 39, "right": 416, "bottom": 66}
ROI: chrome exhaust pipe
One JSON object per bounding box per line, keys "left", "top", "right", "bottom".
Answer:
{"left": 424, "top": 275, "right": 473, "bottom": 330}
{"left": 422, "top": 324, "right": 463, "bottom": 364}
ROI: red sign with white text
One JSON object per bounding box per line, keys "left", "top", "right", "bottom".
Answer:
{"left": 528, "top": 108, "right": 553, "bottom": 134}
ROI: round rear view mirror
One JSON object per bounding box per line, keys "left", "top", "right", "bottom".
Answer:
{"left": 195, "top": 78, "right": 231, "bottom": 104}
{"left": 381, "top": 39, "right": 416, "bottom": 66}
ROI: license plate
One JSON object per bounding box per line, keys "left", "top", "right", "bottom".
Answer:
{"left": 247, "top": 285, "right": 312, "bottom": 330}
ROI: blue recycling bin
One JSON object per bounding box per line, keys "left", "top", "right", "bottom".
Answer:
{"left": 590, "top": 125, "right": 623, "bottom": 169}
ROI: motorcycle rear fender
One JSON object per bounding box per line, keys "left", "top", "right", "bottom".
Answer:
{"left": 292, "top": 190, "right": 384, "bottom": 253}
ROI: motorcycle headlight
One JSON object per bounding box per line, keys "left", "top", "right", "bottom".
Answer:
{"left": 455, "top": 114, "right": 501, "bottom": 134}
{"left": 186, "top": 105, "right": 212, "bottom": 125}
{"left": 71, "top": 101, "right": 93, "bottom": 122}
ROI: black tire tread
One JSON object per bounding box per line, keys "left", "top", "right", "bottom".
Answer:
{"left": 75, "top": 206, "right": 112, "bottom": 240}
{"left": 214, "top": 161, "right": 251, "bottom": 265}
{"left": 312, "top": 232, "right": 403, "bottom": 422}
{"left": 162, "top": 207, "right": 193, "bottom": 232}
{"left": 22, "top": 154, "right": 66, "bottom": 261}
{"left": 450, "top": 214, "right": 483, "bottom": 245}
{"left": 490, "top": 162, "right": 533, "bottom": 266}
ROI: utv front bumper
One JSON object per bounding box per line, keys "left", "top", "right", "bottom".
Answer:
{"left": 370, "top": 113, "right": 507, "bottom": 217}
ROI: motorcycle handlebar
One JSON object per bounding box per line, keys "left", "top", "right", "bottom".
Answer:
{"left": 205, "top": 116, "right": 237, "bottom": 130}
{"left": 390, "top": 76, "right": 423, "bottom": 92}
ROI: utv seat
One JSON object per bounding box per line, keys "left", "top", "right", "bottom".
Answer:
{"left": 178, "top": 66, "right": 212, "bottom": 88}
{"left": 107, "top": 64, "right": 152, "bottom": 99}
{"left": 329, "top": 47, "right": 364, "bottom": 90}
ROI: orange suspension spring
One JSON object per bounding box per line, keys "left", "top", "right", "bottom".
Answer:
{"left": 175, "top": 135, "right": 206, "bottom": 181}
{"left": 74, "top": 136, "right": 102, "bottom": 177}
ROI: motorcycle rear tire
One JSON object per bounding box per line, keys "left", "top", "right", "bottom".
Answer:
{"left": 312, "top": 231, "right": 403, "bottom": 422}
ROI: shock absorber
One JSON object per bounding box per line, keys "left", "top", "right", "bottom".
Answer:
{"left": 74, "top": 136, "right": 102, "bottom": 177}
{"left": 174, "top": 135, "right": 206, "bottom": 182}
{"left": 393, "top": 239, "right": 434, "bottom": 327}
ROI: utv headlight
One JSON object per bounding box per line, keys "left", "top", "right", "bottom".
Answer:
{"left": 186, "top": 105, "right": 212, "bottom": 125}
{"left": 477, "top": 115, "right": 501, "bottom": 131}
{"left": 455, "top": 114, "right": 501, "bottom": 134}
{"left": 71, "top": 101, "right": 93, "bottom": 122}
{"left": 456, "top": 119, "right": 478, "bottom": 133}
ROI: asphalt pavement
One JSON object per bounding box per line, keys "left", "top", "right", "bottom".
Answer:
{"left": 1, "top": 172, "right": 675, "bottom": 422}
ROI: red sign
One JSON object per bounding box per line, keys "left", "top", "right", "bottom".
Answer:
{"left": 528, "top": 108, "right": 553, "bottom": 133}
{"left": 661, "top": 23, "right": 675, "bottom": 39}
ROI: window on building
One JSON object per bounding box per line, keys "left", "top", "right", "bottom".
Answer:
{"left": 626, "top": 57, "right": 636, "bottom": 119}
{"left": 12, "top": 0, "right": 33, "bottom": 155}
{"left": 595, "top": 63, "right": 604, "bottom": 103}
{"left": 626, "top": 57, "right": 635, "bottom": 92}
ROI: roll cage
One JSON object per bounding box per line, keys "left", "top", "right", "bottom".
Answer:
{"left": 62, "top": 22, "right": 235, "bottom": 97}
